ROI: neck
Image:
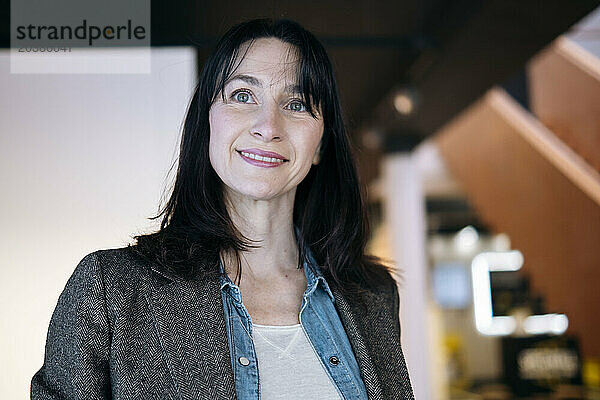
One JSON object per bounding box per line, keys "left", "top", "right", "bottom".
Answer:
{"left": 222, "top": 188, "right": 300, "bottom": 281}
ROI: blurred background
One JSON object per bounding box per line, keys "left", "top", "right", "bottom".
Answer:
{"left": 1, "top": 1, "right": 599, "bottom": 398}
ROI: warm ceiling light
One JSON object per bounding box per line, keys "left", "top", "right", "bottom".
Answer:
{"left": 361, "top": 128, "right": 382, "bottom": 150}
{"left": 393, "top": 92, "right": 414, "bottom": 115}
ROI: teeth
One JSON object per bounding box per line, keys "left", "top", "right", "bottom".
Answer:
{"left": 241, "top": 151, "right": 284, "bottom": 163}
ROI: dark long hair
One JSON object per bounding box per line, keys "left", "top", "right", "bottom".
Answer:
{"left": 131, "top": 18, "right": 392, "bottom": 295}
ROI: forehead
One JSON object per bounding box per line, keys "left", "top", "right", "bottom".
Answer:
{"left": 230, "top": 38, "right": 301, "bottom": 84}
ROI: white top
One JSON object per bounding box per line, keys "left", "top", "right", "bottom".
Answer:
{"left": 252, "top": 323, "right": 343, "bottom": 400}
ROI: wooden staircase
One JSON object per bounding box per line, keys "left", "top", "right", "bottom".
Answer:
{"left": 433, "top": 35, "right": 600, "bottom": 359}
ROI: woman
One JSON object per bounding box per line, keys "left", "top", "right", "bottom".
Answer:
{"left": 31, "top": 19, "right": 414, "bottom": 400}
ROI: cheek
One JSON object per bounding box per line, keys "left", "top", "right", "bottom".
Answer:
{"left": 209, "top": 107, "right": 243, "bottom": 146}
{"left": 293, "top": 125, "right": 324, "bottom": 166}
{"left": 208, "top": 109, "right": 230, "bottom": 170}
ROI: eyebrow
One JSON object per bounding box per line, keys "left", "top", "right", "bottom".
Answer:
{"left": 226, "top": 74, "right": 261, "bottom": 87}
{"left": 225, "top": 74, "right": 302, "bottom": 94}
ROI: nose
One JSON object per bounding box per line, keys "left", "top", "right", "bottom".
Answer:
{"left": 250, "top": 102, "right": 283, "bottom": 142}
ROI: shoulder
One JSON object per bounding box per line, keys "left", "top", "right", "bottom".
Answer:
{"left": 331, "top": 262, "right": 399, "bottom": 314}
{"left": 360, "top": 264, "right": 401, "bottom": 321}
{"left": 56, "top": 245, "right": 168, "bottom": 332}
{"left": 64, "top": 245, "right": 157, "bottom": 309}
{"left": 75, "top": 245, "right": 151, "bottom": 285}
{"left": 360, "top": 259, "right": 400, "bottom": 300}
{"left": 375, "top": 268, "right": 400, "bottom": 313}
{"left": 93, "top": 245, "right": 151, "bottom": 280}
{"left": 48, "top": 247, "right": 145, "bottom": 333}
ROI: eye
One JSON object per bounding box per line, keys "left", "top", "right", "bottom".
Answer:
{"left": 231, "top": 89, "right": 254, "bottom": 104}
{"left": 287, "top": 99, "right": 307, "bottom": 112}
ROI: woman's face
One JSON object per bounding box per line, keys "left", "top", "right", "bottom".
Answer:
{"left": 208, "top": 37, "right": 324, "bottom": 202}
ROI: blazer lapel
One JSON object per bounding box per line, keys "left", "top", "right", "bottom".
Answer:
{"left": 145, "top": 263, "right": 236, "bottom": 400}
{"left": 331, "top": 285, "right": 385, "bottom": 400}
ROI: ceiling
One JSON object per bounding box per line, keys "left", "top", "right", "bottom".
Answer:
{"left": 2, "top": 0, "right": 598, "bottom": 184}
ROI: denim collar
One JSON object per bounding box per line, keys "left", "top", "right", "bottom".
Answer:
{"left": 218, "top": 228, "right": 335, "bottom": 303}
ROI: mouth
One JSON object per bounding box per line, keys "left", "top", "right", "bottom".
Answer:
{"left": 236, "top": 148, "right": 289, "bottom": 164}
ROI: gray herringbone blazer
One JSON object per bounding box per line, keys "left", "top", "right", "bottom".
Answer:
{"left": 31, "top": 247, "right": 414, "bottom": 399}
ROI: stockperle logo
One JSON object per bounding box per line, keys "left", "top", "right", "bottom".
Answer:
{"left": 11, "top": 0, "right": 150, "bottom": 74}
{"left": 15, "top": 19, "right": 147, "bottom": 47}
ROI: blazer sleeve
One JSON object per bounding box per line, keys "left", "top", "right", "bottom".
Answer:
{"left": 389, "top": 275, "right": 415, "bottom": 399}
{"left": 391, "top": 277, "right": 402, "bottom": 337}
{"left": 31, "top": 251, "right": 112, "bottom": 400}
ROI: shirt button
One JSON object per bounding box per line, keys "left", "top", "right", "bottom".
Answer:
{"left": 238, "top": 356, "right": 250, "bottom": 366}
{"left": 329, "top": 356, "right": 340, "bottom": 365}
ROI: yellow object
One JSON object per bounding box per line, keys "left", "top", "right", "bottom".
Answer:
{"left": 444, "top": 333, "right": 470, "bottom": 389}
{"left": 583, "top": 358, "right": 600, "bottom": 388}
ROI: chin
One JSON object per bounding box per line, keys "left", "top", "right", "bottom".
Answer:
{"left": 228, "top": 182, "right": 285, "bottom": 202}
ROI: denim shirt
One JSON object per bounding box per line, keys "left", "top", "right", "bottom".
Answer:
{"left": 218, "top": 245, "right": 369, "bottom": 400}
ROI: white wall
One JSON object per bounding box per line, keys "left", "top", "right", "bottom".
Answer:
{"left": 0, "top": 47, "right": 196, "bottom": 399}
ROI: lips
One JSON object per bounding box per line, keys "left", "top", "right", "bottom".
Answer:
{"left": 236, "top": 148, "right": 288, "bottom": 161}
